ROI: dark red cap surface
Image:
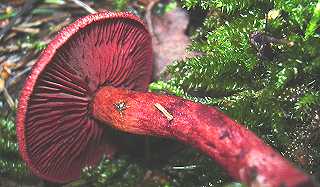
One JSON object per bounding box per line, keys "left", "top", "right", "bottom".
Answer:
{"left": 16, "top": 12, "right": 152, "bottom": 183}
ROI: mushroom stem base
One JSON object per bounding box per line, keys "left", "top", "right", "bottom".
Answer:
{"left": 92, "top": 86, "right": 317, "bottom": 187}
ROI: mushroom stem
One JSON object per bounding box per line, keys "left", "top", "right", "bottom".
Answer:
{"left": 92, "top": 86, "right": 316, "bottom": 187}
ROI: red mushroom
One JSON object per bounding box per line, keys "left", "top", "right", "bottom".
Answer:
{"left": 16, "top": 12, "right": 317, "bottom": 186}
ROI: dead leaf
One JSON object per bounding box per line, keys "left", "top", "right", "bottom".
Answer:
{"left": 151, "top": 7, "right": 193, "bottom": 79}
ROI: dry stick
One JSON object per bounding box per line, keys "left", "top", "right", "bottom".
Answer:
{"left": 19, "top": 15, "right": 67, "bottom": 28}
{"left": 11, "top": 27, "right": 40, "bottom": 34}
{"left": 0, "top": 0, "right": 39, "bottom": 42}
{"left": 0, "top": 45, "right": 20, "bottom": 53}
{"left": 154, "top": 103, "right": 174, "bottom": 121}
{"left": 69, "top": 0, "right": 97, "bottom": 14}
{"left": 2, "top": 87, "right": 15, "bottom": 110}
{"left": 171, "top": 165, "right": 197, "bottom": 170}
{"left": 49, "top": 18, "right": 72, "bottom": 35}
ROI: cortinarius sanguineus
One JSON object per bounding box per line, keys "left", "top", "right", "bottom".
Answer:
{"left": 16, "top": 12, "right": 318, "bottom": 187}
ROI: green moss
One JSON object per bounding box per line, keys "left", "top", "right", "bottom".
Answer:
{"left": 0, "top": 116, "right": 29, "bottom": 178}
{"left": 153, "top": 0, "right": 320, "bottom": 182}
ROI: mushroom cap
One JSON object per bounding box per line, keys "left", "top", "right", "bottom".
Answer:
{"left": 16, "top": 12, "right": 152, "bottom": 183}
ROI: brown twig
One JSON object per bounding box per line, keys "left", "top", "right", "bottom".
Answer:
{"left": 49, "top": 18, "right": 72, "bottom": 35}
{"left": 0, "top": 45, "right": 20, "bottom": 53}
{"left": 11, "top": 27, "right": 40, "bottom": 34}
{"left": 69, "top": 0, "right": 97, "bottom": 14}
{"left": 19, "top": 15, "right": 67, "bottom": 28}
{"left": 2, "top": 87, "right": 15, "bottom": 110}
{"left": 154, "top": 103, "right": 174, "bottom": 121}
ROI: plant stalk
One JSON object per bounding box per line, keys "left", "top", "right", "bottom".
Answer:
{"left": 92, "top": 86, "right": 317, "bottom": 187}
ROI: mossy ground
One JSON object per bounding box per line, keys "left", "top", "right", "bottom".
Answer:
{"left": 0, "top": 0, "right": 319, "bottom": 186}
